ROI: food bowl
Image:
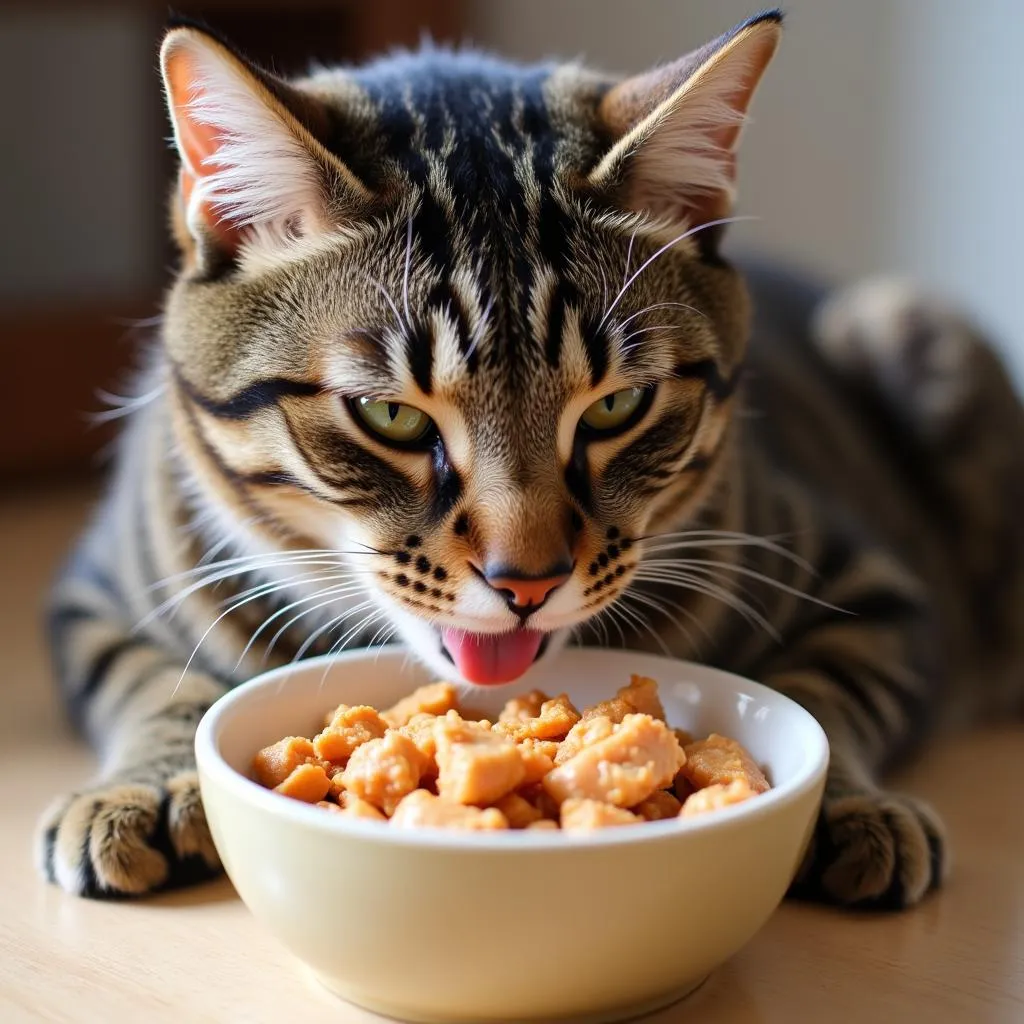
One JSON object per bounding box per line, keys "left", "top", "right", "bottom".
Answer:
{"left": 195, "top": 647, "right": 828, "bottom": 1024}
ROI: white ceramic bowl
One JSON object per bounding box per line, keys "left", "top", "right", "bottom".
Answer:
{"left": 196, "top": 647, "right": 828, "bottom": 1024}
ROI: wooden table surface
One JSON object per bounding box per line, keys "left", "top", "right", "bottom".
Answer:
{"left": 2, "top": 484, "right": 1022, "bottom": 1024}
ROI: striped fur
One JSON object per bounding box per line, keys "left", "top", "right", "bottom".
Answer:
{"left": 39, "top": 12, "right": 1024, "bottom": 905}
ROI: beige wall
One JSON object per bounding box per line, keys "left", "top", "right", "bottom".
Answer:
{"left": 468, "top": 0, "right": 1024, "bottom": 382}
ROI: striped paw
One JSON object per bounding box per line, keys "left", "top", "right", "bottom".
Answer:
{"left": 37, "top": 770, "right": 221, "bottom": 898}
{"left": 790, "top": 790, "right": 948, "bottom": 910}
{"left": 812, "top": 277, "right": 975, "bottom": 440}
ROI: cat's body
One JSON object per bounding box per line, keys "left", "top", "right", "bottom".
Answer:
{"left": 39, "top": 12, "right": 1024, "bottom": 905}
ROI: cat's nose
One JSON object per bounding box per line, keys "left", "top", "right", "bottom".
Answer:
{"left": 483, "top": 563, "right": 572, "bottom": 615}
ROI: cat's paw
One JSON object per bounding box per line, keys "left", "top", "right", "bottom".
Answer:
{"left": 812, "top": 277, "right": 975, "bottom": 439}
{"left": 790, "top": 790, "right": 949, "bottom": 910}
{"left": 36, "top": 770, "right": 221, "bottom": 898}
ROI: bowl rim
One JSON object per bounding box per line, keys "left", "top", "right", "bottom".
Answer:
{"left": 195, "top": 647, "right": 830, "bottom": 851}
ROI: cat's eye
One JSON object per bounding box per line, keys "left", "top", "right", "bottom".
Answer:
{"left": 579, "top": 387, "right": 650, "bottom": 435}
{"left": 353, "top": 397, "right": 435, "bottom": 445}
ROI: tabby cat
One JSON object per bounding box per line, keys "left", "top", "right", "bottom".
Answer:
{"left": 39, "top": 10, "right": 1024, "bottom": 906}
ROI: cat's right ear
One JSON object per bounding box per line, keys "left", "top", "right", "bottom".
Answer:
{"left": 160, "top": 24, "right": 371, "bottom": 261}
{"left": 588, "top": 11, "right": 781, "bottom": 236}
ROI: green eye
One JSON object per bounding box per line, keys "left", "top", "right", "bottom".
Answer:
{"left": 580, "top": 387, "right": 648, "bottom": 433}
{"left": 354, "top": 398, "right": 434, "bottom": 444}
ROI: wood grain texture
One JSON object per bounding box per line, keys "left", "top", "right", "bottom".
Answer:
{"left": 0, "top": 485, "right": 1021, "bottom": 1024}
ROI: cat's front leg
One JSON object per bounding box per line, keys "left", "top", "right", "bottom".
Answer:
{"left": 38, "top": 600, "right": 227, "bottom": 897}
{"left": 760, "top": 618, "right": 949, "bottom": 909}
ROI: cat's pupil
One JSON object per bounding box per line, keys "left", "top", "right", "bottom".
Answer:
{"left": 388, "top": 402, "right": 400, "bottom": 422}
{"left": 604, "top": 394, "right": 615, "bottom": 412}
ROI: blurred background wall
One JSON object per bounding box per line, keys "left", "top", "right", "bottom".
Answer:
{"left": 1, "top": 0, "right": 1020, "bottom": 483}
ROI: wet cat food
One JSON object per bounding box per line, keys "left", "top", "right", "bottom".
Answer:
{"left": 251, "top": 675, "right": 771, "bottom": 829}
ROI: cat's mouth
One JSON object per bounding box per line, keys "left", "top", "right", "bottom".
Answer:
{"left": 439, "top": 627, "right": 550, "bottom": 686}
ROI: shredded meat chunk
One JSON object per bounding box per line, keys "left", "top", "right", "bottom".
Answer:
{"left": 680, "top": 734, "right": 770, "bottom": 793}
{"left": 560, "top": 798, "right": 642, "bottom": 830}
{"left": 340, "top": 731, "right": 424, "bottom": 815}
{"left": 391, "top": 790, "right": 509, "bottom": 830}
{"left": 543, "top": 714, "right": 685, "bottom": 807}
{"left": 274, "top": 762, "right": 330, "bottom": 803}
{"left": 495, "top": 693, "right": 580, "bottom": 742}
{"left": 680, "top": 779, "right": 757, "bottom": 817}
{"left": 313, "top": 705, "right": 388, "bottom": 765}
{"left": 633, "top": 789, "right": 683, "bottom": 821}
{"left": 617, "top": 675, "right": 666, "bottom": 720}
{"left": 252, "top": 736, "right": 318, "bottom": 789}
{"left": 433, "top": 712, "right": 526, "bottom": 805}
{"left": 381, "top": 682, "right": 459, "bottom": 728}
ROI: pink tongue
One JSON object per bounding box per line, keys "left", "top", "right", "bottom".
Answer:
{"left": 441, "top": 628, "right": 544, "bottom": 685}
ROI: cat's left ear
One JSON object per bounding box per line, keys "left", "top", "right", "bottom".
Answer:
{"left": 589, "top": 10, "right": 782, "bottom": 232}
{"left": 160, "top": 22, "right": 372, "bottom": 259}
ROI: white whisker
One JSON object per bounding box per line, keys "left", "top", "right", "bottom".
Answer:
{"left": 234, "top": 575, "right": 364, "bottom": 669}
{"left": 464, "top": 295, "right": 494, "bottom": 362}
{"left": 623, "top": 228, "right": 637, "bottom": 286}
{"left": 621, "top": 586, "right": 705, "bottom": 651}
{"left": 642, "top": 557, "right": 845, "bottom": 613}
{"left": 639, "top": 529, "right": 814, "bottom": 574}
{"left": 264, "top": 591, "right": 372, "bottom": 666}
{"left": 599, "top": 216, "right": 757, "bottom": 330}
{"left": 293, "top": 595, "right": 375, "bottom": 663}
{"left": 138, "top": 557, "right": 353, "bottom": 629}
{"left": 611, "top": 597, "right": 673, "bottom": 657}
{"left": 615, "top": 301, "right": 707, "bottom": 332}
{"left": 370, "top": 275, "right": 406, "bottom": 336}
{"left": 632, "top": 568, "right": 780, "bottom": 640}
{"left": 91, "top": 384, "right": 165, "bottom": 424}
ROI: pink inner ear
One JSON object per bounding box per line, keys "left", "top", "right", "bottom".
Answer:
{"left": 165, "top": 49, "right": 242, "bottom": 253}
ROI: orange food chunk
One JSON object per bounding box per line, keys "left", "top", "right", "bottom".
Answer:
{"left": 543, "top": 714, "right": 685, "bottom": 807}
{"left": 495, "top": 693, "right": 580, "bottom": 742}
{"left": 681, "top": 734, "right": 770, "bottom": 794}
{"left": 340, "top": 731, "right": 424, "bottom": 815}
{"left": 560, "top": 798, "right": 642, "bottom": 830}
{"left": 338, "top": 790, "right": 388, "bottom": 821}
{"left": 252, "top": 736, "right": 317, "bottom": 788}
{"left": 579, "top": 698, "right": 634, "bottom": 726}
{"left": 274, "top": 762, "right": 331, "bottom": 803}
{"left": 313, "top": 705, "right": 388, "bottom": 765}
{"left": 493, "top": 792, "right": 544, "bottom": 829}
{"left": 390, "top": 790, "right": 509, "bottom": 830}
{"left": 517, "top": 738, "right": 558, "bottom": 785}
{"left": 381, "top": 682, "right": 459, "bottom": 728}
{"left": 434, "top": 712, "right": 526, "bottom": 805}
{"left": 397, "top": 712, "right": 440, "bottom": 776}
{"left": 617, "top": 675, "right": 666, "bottom": 721}
{"left": 498, "top": 690, "right": 551, "bottom": 723}
{"left": 633, "top": 789, "right": 683, "bottom": 821}
{"left": 555, "top": 714, "right": 616, "bottom": 765}
{"left": 680, "top": 779, "right": 757, "bottom": 817}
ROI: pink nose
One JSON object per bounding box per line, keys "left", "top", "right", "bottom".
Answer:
{"left": 485, "top": 570, "right": 571, "bottom": 611}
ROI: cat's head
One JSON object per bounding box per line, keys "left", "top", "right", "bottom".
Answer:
{"left": 158, "top": 12, "right": 781, "bottom": 684}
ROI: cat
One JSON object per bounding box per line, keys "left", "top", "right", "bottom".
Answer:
{"left": 38, "top": 9, "right": 1024, "bottom": 906}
